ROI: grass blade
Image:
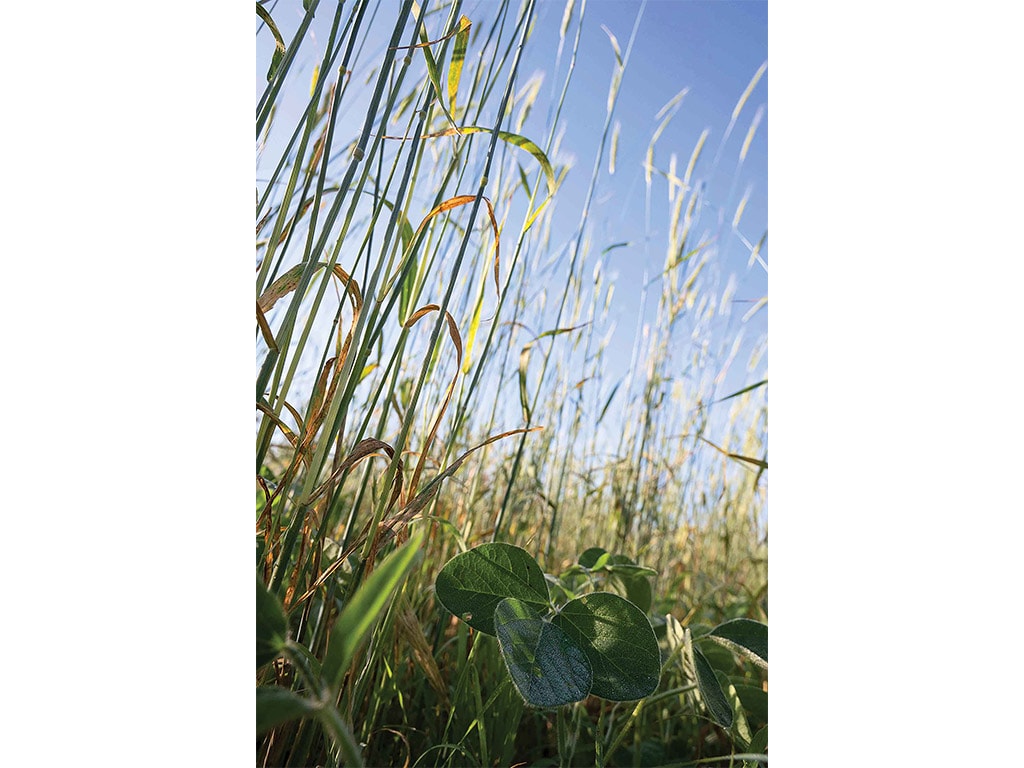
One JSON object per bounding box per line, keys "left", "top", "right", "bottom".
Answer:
{"left": 321, "top": 532, "right": 425, "bottom": 691}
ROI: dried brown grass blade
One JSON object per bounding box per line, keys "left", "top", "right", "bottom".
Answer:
{"left": 394, "top": 597, "right": 450, "bottom": 705}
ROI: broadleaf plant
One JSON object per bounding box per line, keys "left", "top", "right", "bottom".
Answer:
{"left": 683, "top": 616, "right": 769, "bottom": 732}
{"left": 494, "top": 597, "right": 593, "bottom": 707}
{"left": 435, "top": 543, "right": 660, "bottom": 707}
{"left": 434, "top": 542, "right": 549, "bottom": 635}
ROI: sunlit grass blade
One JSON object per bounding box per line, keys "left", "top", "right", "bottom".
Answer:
{"left": 740, "top": 104, "right": 765, "bottom": 163}
{"left": 447, "top": 16, "right": 472, "bottom": 118}
{"left": 697, "top": 435, "right": 768, "bottom": 470}
{"left": 382, "top": 194, "right": 500, "bottom": 309}
{"left": 423, "top": 127, "right": 557, "bottom": 195}
{"left": 321, "top": 532, "right": 424, "bottom": 691}
{"left": 403, "top": 307, "right": 463, "bottom": 493}
{"left": 402, "top": 3, "right": 461, "bottom": 132}
{"left": 731, "top": 60, "right": 767, "bottom": 125}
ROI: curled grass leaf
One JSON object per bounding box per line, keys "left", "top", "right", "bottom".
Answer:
{"left": 256, "top": 2, "right": 287, "bottom": 81}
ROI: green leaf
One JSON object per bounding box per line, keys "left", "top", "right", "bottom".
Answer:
{"left": 256, "top": 686, "right": 318, "bottom": 734}
{"left": 748, "top": 725, "right": 768, "bottom": 757}
{"left": 734, "top": 683, "right": 768, "bottom": 725}
{"left": 693, "top": 646, "right": 733, "bottom": 728}
{"left": 706, "top": 618, "right": 767, "bottom": 669}
{"left": 494, "top": 598, "right": 592, "bottom": 707}
{"left": 255, "top": 3, "right": 287, "bottom": 82}
{"left": 322, "top": 533, "right": 424, "bottom": 690}
{"left": 577, "top": 547, "right": 609, "bottom": 569}
{"left": 696, "top": 639, "right": 737, "bottom": 673}
{"left": 718, "top": 670, "right": 752, "bottom": 749}
{"left": 552, "top": 592, "right": 660, "bottom": 701}
{"left": 611, "top": 571, "right": 652, "bottom": 614}
{"left": 428, "top": 127, "right": 556, "bottom": 195}
{"left": 446, "top": 16, "right": 471, "bottom": 117}
{"left": 435, "top": 543, "right": 550, "bottom": 636}
{"left": 257, "top": 577, "right": 288, "bottom": 669}
{"left": 606, "top": 554, "right": 654, "bottom": 613}
{"left": 576, "top": 551, "right": 655, "bottom": 613}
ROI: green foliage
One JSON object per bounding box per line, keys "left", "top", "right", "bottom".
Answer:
{"left": 321, "top": 531, "right": 424, "bottom": 689}
{"left": 693, "top": 645, "right": 734, "bottom": 728}
{"left": 494, "top": 597, "right": 593, "bottom": 707}
{"left": 707, "top": 617, "right": 768, "bottom": 668}
{"left": 686, "top": 616, "right": 769, "bottom": 734}
{"left": 255, "top": 0, "right": 767, "bottom": 763}
{"left": 256, "top": 686, "right": 318, "bottom": 735}
{"left": 437, "top": 545, "right": 661, "bottom": 707}
{"left": 572, "top": 546, "right": 655, "bottom": 612}
{"left": 255, "top": 535, "right": 423, "bottom": 766}
{"left": 553, "top": 592, "right": 661, "bottom": 701}
{"left": 256, "top": 577, "right": 288, "bottom": 669}
{"left": 434, "top": 542, "right": 549, "bottom": 635}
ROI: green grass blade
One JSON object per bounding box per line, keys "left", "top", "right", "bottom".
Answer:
{"left": 426, "top": 127, "right": 556, "bottom": 195}
{"left": 256, "top": 2, "right": 287, "bottom": 81}
{"left": 447, "top": 16, "right": 472, "bottom": 117}
{"left": 714, "top": 379, "right": 767, "bottom": 404}
{"left": 321, "top": 532, "right": 424, "bottom": 691}
{"left": 257, "top": 577, "right": 289, "bottom": 669}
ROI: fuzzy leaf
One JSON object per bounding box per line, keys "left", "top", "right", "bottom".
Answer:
{"left": 707, "top": 618, "right": 767, "bottom": 669}
{"left": 694, "top": 646, "right": 733, "bottom": 728}
{"left": 552, "top": 592, "right": 660, "bottom": 701}
{"left": 494, "top": 597, "right": 592, "bottom": 707}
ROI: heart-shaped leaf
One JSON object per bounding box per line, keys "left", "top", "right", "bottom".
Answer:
{"left": 435, "top": 543, "right": 549, "bottom": 635}
{"left": 553, "top": 592, "right": 661, "bottom": 701}
{"left": 693, "top": 645, "right": 733, "bottom": 728}
{"left": 257, "top": 578, "right": 288, "bottom": 669}
{"left": 494, "top": 597, "right": 592, "bottom": 707}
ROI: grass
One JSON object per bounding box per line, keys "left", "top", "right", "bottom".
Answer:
{"left": 256, "top": 1, "right": 767, "bottom": 765}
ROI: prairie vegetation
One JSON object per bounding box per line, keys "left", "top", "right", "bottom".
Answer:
{"left": 256, "top": 1, "right": 767, "bottom": 765}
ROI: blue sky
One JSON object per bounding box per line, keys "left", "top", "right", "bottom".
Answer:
{"left": 257, "top": 0, "right": 767, "bottom": 436}
{"left": 513, "top": 0, "right": 768, "bottom": 397}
